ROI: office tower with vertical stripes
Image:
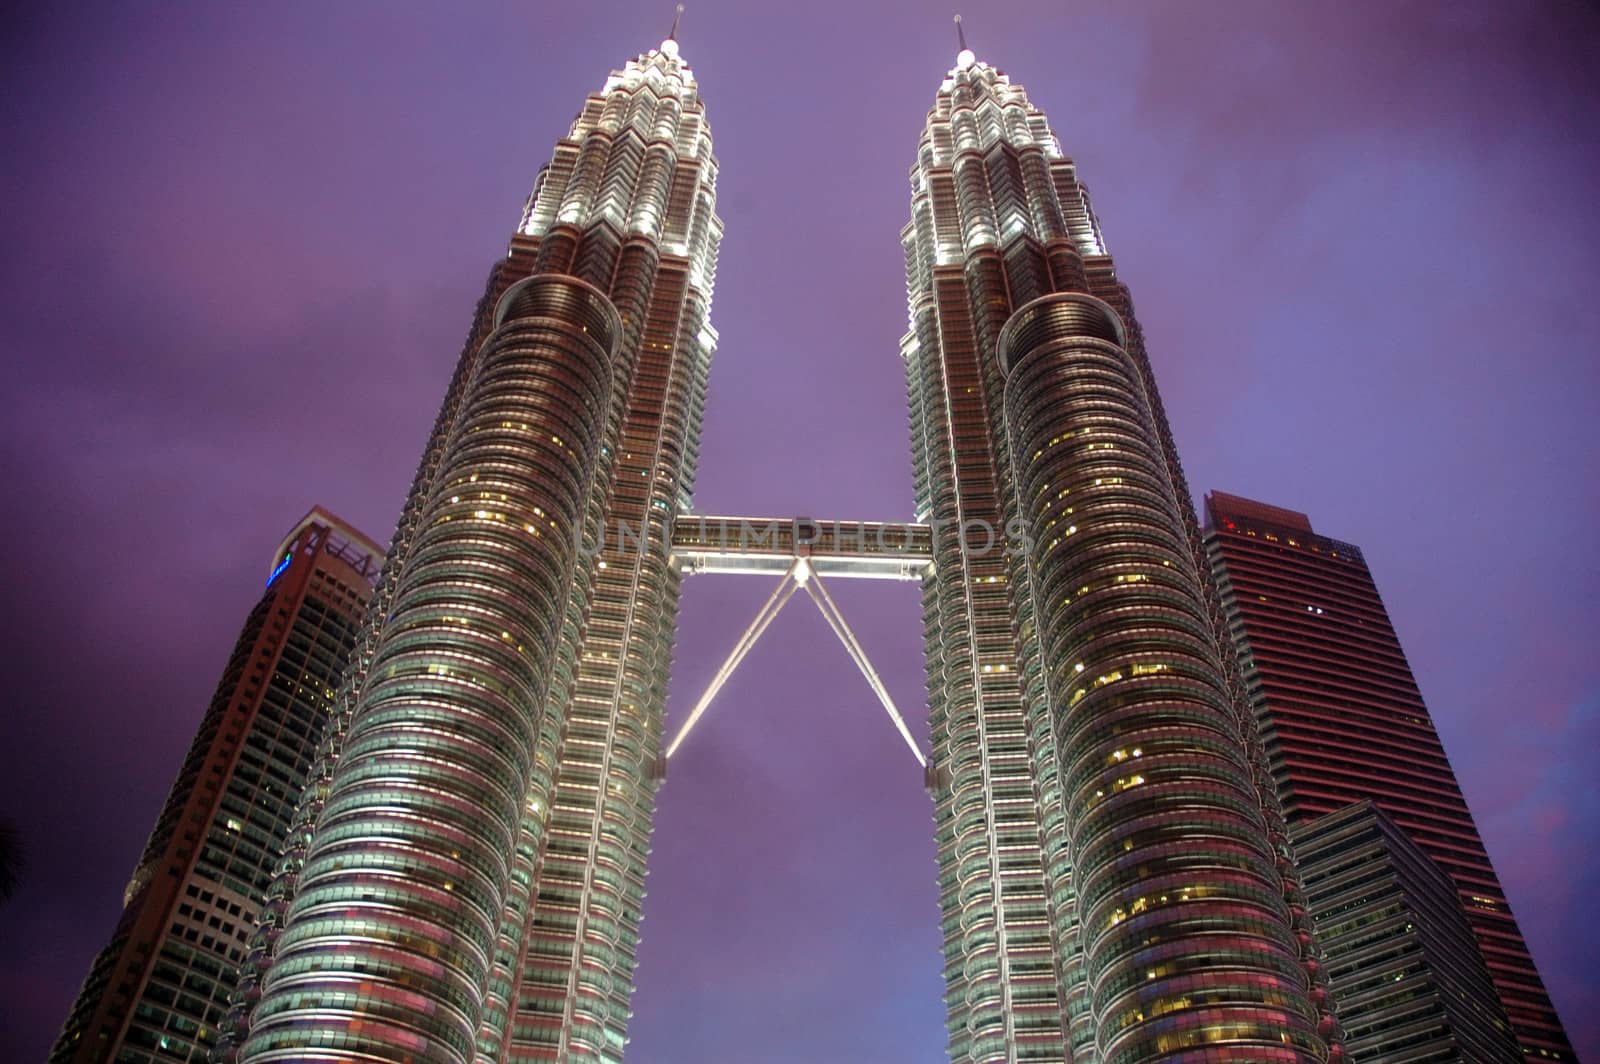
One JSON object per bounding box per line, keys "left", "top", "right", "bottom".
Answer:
{"left": 900, "top": 30, "right": 1335, "bottom": 1063}
{"left": 1203, "top": 491, "right": 1574, "bottom": 1062}
{"left": 220, "top": 24, "right": 721, "bottom": 1064}
{"left": 1291, "top": 801, "right": 1522, "bottom": 1062}
{"left": 50, "top": 508, "right": 381, "bottom": 1064}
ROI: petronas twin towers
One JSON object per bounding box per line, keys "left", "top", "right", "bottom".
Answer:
{"left": 219, "top": 25, "right": 1343, "bottom": 1064}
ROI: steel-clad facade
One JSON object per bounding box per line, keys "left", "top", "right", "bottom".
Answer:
{"left": 111, "top": 30, "right": 1577, "bottom": 1064}
{"left": 220, "top": 34, "right": 720, "bottom": 1064}
{"left": 902, "top": 50, "right": 1337, "bottom": 1062}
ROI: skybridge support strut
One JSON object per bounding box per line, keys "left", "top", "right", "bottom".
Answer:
{"left": 802, "top": 570, "right": 926, "bottom": 768}
{"left": 661, "top": 554, "right": 928, "bottom": 775}
{"left": 663, "top": 561, "right": 804, "bottom": 762}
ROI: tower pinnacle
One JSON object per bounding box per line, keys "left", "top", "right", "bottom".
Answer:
{"left": 662, "top": 4, "right": 683, "bottom": 58}
{"left": 954, "top": 14, "right": 975, "bottom": 69}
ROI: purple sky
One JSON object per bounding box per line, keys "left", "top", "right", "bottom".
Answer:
{"left": 3, "top": 2, "right": 1597, "bottom": 1060}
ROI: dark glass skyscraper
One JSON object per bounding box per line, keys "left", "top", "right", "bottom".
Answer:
{"left": 1203, "top": 490, "right": 1573, "bottom": 1062}
{"left": 1292, "top": 801, "right": 1521, "bottom": 1062}
{"left": 50, "top": 508, "right": 380, "bottom": 1064}
{"left": 901, "top": 38, "right": 1334, "bottom": 1063}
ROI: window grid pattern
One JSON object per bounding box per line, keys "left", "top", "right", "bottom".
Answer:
{"left": 1001, "top": 298, "right": 1324, "bottom": 1064}
{"left": 506, "top": 43, "right": 718, "bottom": 1064}
{"left": 1291, "top": 801, "right": 1521, "bottom": 1064}
{"left": 221, "top": 40, "right": 719, "bottom": 1064}
{"left": 905, "top": 57, "right": 1335, "bottom": 1063}
{"left": 1204, "top": 495, "right": 1575, "bottom": 1062}
{"left": 232, "top": 277, "right": 620, "bottom": 1064}
{"left": 50, "top": 516, "right": 376, "bottom": 1064}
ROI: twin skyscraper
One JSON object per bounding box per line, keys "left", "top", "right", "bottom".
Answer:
{"left": 53, "top": 24, "right": 1571, "bottom": 1064}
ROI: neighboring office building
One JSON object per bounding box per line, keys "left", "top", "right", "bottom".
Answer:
{"left": 50, "top": 508, "right": 381, "bottom": 1063}
{"left": 1203, "top": 490, "right": 1572, "bottom": 1062}
{"left": 1293, "top": 800, "right": 1521, "bottom": 1063}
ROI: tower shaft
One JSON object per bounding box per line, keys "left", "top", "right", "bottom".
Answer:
{"left": 505, "top": 56, "right": 720, "bottom": 1056}
{"left": 904, "top": 56, "right": 1334, "bottom": 1063}
{"left": 225, "top": 41, "right": 720, "bottom": 1064}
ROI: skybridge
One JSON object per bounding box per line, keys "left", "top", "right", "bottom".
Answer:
{"left": 661, "top": 514, "right": 936, "bottom": 777}
{"left": 668, "top": 514, "right": 933, "bottom": 581}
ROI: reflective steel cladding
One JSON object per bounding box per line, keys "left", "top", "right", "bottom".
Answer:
{"left": 900, "top": 46, "right": 1335, "bottom": 1064}
{"left": 203, "top": 31, "right": 1359, "bottom": 1064}
{"left": 221, "top": 32, "right": 719, "bottom": 1064}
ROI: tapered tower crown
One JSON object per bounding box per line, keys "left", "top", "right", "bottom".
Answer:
{"left": 901, "top": 50, "right": 1338, "bottom": 1062}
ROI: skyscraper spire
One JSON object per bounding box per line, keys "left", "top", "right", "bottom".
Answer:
{"left": 662, "top": 3, "right": 683, "bottom": 58}
{"left": 954, "top": 13, "right": 975, "bottom": 68}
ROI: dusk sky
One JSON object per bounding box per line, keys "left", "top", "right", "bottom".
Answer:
{"left": 3, "top": 2, "right": 1597, "bottom": 1060}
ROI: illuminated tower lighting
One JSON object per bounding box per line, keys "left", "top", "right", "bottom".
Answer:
{"left": 900, "top": 24, "right": 1340, "bottom": 1061}
{"left": 221, "top": 25, "right": 721, "bottom": 1064}
{"left": 198, "top": 20, "right": 1372, "bottom": 1064}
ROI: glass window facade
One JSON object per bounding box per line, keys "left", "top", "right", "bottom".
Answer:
{"left": 49, "top": 510, "right": 380, "bottom": 1064}
{"left": 1291, "top": 800, "right": 1522, "bottom": 1063}
{"left": 902, "top": 55, "right": 1334, "bottom": 1064}
{"left": 220, "top": 37, "right": 722, "bottom": 1064}
{"left": 1204, "top": 490, "right": 1574, "bottom": 1062}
